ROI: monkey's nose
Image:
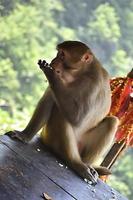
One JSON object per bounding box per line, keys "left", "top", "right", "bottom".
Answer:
{"left": 56, "top": 70, "right": 60, "bottom": 74}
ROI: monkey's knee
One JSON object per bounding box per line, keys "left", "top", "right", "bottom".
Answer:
{"left": 98, "top": 116, "right": 119, "bottom": 149}
{"left": 103, "top": 116, "right": 119, "bottom": 133}
{"left": 82, "top": 116, "right": 119, "bottom": 165}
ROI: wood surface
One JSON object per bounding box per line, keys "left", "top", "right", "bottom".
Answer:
{"left": 0, "top": 135, "right": 128, "bottom": 200}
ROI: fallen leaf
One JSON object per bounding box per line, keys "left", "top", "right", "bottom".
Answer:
{"left": 41, "top": 193, "right": 53, "bottom": 200}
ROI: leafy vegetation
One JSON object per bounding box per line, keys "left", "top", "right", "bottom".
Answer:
{"left": 0, "top": 0, "right": 132, "bottom": 199}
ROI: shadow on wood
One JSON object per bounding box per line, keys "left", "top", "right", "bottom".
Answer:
{"left": 0, "top": 135, "right": 127, "bottom": 200}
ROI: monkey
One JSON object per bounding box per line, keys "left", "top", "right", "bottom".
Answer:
{"left": 6, "top": 41, "right": 119, "bottom": 185}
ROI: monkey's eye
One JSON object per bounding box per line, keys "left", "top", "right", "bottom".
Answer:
{"left": 57, "top": 51, "right": 65, "bottom": 61}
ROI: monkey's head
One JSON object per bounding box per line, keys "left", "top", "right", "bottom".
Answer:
{"left": 50, "top": 41, "right": 94, "bottom": 84}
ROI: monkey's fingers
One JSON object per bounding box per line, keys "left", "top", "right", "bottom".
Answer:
{"left": 38, "top": 59, "right": 42, "bottom": 66}
{"left": 38, "top": 59, "right": 49, "bottom": 69}
{"left": 5, "top": 130, "right": 29, "bottom": 143}
{"left": 86, "top": 167, "right": 99, "bottom": 185}
{"left": 38, "top": 59, "right": 44, "bottom": 69}
{"left": 42, "top": 60, "right": 48, "bottom": 67}
{"left": 90, "top": 166, "right": 99, "bottom": 177}
{"left": 42, "top": 60, "right": 53, "bottom": 70}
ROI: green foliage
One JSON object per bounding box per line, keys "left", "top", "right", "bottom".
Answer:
{"left": 87, "top": 3, "right": 121, "bottom": 42}
{"left": 111, "top": 50, "right": 132, "bottom": 76}
{"left": 0, "top": 108, "right": 32, "bottom": 135}
{"left": 0, "top": 59, "right": 19, "bottom": 96}
{"left": 108, "top": 149, "right": 133, "bottom": 199}
{"left": 0, "top": 109, "right": 14, "bottom": 133}
{"left": 84, "top": 3, "right": 122, "bottom": 75}
{"left": 0, "top": 2, "right": 58, "bottom": 110}
{"left": 0, "top": 0, "right": 16, "bottom": 16}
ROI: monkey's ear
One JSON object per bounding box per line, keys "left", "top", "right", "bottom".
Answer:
{"left": 81, "top": 52, "right": 93, "bottom": 64}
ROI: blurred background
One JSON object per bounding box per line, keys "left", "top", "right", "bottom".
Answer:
{"left": 0, "top": 0, "right": 132, "bottom": 199}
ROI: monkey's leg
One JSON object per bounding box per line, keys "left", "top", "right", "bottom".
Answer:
{"left": 81, "top": 116, "right": 119, "bottom": 174}
{"left": 6, "top": 87, "right": 54, "bottom": 143}
{"left": 53, "top": 121, "right": 98, "bottom": 185}
{"left": 40, "top": 104, "right": 98, "bottom": 185}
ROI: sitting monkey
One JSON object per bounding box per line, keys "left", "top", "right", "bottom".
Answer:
{"left": 6, "top": 41, "right": 118, "bottom": 185}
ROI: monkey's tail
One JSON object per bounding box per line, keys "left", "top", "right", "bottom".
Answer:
{"left": 95, "top": 166, "right": 111, "bottom": 176}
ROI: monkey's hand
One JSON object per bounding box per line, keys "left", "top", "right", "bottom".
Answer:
{"left": 5, "top": 130, "right": 31, "bottom": 143}
{"left": 38, "top": 59, "right": 60, "bottom": 86}
{"left": 38, "top": 59, "right": 52, "bottom": 69}
{"left": 38, "top": 59, "right": 53, "bottom": 76}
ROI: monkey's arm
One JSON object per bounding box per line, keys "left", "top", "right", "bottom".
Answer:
{"left": 6, "top": 87, "right": 54, "bottom": 142}
{"left": 38, "top": 62, "right": 76, "bottom": 122}
{"left": 38, "top": 60, "right": 91, "bottom": 124}
{"left": 23, "top": 87, "right": 53, "bottom": 135}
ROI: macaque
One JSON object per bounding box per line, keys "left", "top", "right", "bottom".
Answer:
{"left": 6, "top": 41, "right": 118, "bottom": 185}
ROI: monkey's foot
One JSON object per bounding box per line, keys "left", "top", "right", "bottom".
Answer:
{"left": 84, "top": 166, "right": 98, "bottom": 185}
{"left": 5, "top": 130, "right": 31, "bottom": 143}
{"left": 74, "top": 163, "right": 98, "bottom": 185}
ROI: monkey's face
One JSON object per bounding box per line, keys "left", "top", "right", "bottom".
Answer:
{"left": 50, "top": 48, "right": 86, "bottom": 84}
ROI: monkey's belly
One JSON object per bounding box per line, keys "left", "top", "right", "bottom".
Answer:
{"left": 40, "top": 127, "right": 57, "bottom": 149}
{"left": 40, "top": 127, "right": 48, "bottom": 144}
{"left": 40, "top": 105, "right": 66, "bottom": 153}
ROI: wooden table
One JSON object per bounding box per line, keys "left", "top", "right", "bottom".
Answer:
{"left": 0, "top": 135, "right": 128, "bottom": 200}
